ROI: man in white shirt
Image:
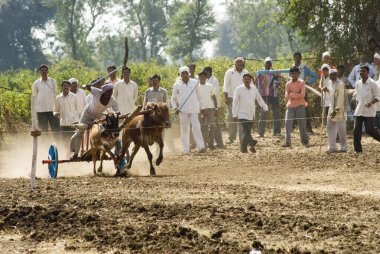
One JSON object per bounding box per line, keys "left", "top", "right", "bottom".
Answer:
{"left": 204, "top": 66, "right": 224, "bottom": 148}
{"left": 233, "top": 73, "right": 268, "bottom": 153}
{"left": 113, "top": 67, "right": 138, "bottom": 115}
{"left": 70, "top": 84, "right": 119, "bottom": 160}
{"left": 348, "top": 55, "right": 375, "bottom": 88}
{"left": 105, "top": 65, "right": 120, "bottom": 85}
{"left": 31, "top": 64, "right": 60, "bottom": 133}
{"left": 353, "top": 65, "right": 380, "bottom": 153}
{"left": 324, "top": 69, "right": 348, "bottom": 153}
{"left": 223, "top": 57, "right": 249, "bottom": 144}
{"left": 69, "top": 78, "right": 86, "bottom": 111}
{"left": 198, "top": 70, "right": 217, "bottom": 150}
{"left": 54, "top": 80, "right": 82, "bottom": 144}
{"left": 319, "top": 64, "right": 331, "bottom": 124}
{"left": 171, "top": 66, "right": 205, "bottom": 154}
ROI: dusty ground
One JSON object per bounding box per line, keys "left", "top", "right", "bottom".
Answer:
{"left": 1, "top": 130, "right": 380, "bottom": 253}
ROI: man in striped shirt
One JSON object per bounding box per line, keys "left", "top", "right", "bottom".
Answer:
{"left": 283, "top": 66, "right": 310, "bottom": 148}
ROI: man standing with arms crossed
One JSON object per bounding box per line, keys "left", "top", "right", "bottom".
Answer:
{"left": 223, "top": 57, "right": 249, "bottom": 144}
{"left": 113, "top": 67, "right": 138, "bottom": 115}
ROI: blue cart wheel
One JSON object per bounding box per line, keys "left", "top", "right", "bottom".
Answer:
{"left": 48, "top": 144, "right": 59, "bottom": 179}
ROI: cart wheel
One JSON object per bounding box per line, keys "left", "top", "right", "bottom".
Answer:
{"left": 48, "top": 144, "right": 59, "bottom": 179}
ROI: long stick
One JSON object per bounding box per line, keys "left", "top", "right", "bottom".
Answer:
{"left": 319, "top": 90, "right": 326, "bottom": 154}
{"left": 30, "top": 96, "right": 40, "bottom": 189}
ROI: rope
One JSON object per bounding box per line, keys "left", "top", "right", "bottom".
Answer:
{"left": 4, "top": 115, "right": 327, "bottom": 134}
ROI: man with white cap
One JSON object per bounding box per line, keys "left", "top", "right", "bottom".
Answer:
{"left": 113, "top": 66, "right": 138, "bottom": 115}
{"left": 223, "top": 56, "right": 249, "bottom": 144}
{"left": 69, "top": 83, "right": 119, "bottom": 160}
{"left": 372, "top": 53, "right": 380, "bottom": 81}
{"left": 257, "top": 57, "right": 282, "bottom": 137}
{"left": 171, "top": 66, "right": 205, "bottom": 154}
{"left": 319, "top": 63, "right": 332, "bottom": 123}
{"left": 324, "top": 69, "right": 348, "bottom": 153}
{"left": 348, "top": 54, "right": 375, "bottom": 88}
{"left": 69, "top": 78, "right": 86, "bottom": 110}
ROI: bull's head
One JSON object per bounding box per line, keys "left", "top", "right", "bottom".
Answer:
{"left": 101, "top": 113, "right": 120, "bottom": 139}
{"left": 146, "top": 102, "right": 171, "bottom": 128}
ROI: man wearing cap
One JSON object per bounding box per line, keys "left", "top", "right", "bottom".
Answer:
{"left": 324, "top": 69, "right": 348, "bottom": 153}
{"left": 373, "top": 53, "right": 380, "bottom": 81}
{"left": 171, "top": 66, "right": 205, "bottom": 154}
{"left": 348, "top": 55, "right": 375, "bottom": 88}
{"left": 143, "top": 74, "right": 168, "bottom": 107}
{"left": 69, "top": 84, "right": 119, "bottom": 160}
{"left": 282, "top": 66, "right": 309, "bottom": 148}
{"left": 32, "top": 64, "right": 60, "bottom": 134}
{"left": 233, "top": 73, "right": 268, "bottom": 153}
{"left": 293, "top": 52, "right": 317, "bottom": 133}
{"left": 204, "top": 66, "right": 224, "bottom": 148}
{"left": 319, "top": 63, "right": 331, "bottom": 124}
{"left": 105, "top": 65, "right": 120, "bottom": 85}
{"left": 54, "top": 80, "right": 82, "bottom": 145}
{"left": 223, "top": 57, "right": 249, "bottom": 144}
{"left": 69, "top": 78, "right": 86, "bottom": 110}
{"left": 257, "top": 57, "right": 282, "bottom": 137}
{"left": 353, "top": 65, "right": 380, "bottom": 153}
{"left": 113, "top": 66, "right": 138, "bottom": 115}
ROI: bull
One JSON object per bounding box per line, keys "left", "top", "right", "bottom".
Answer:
{"left": 119, "top": 102, "right": 171, "bottom": 176}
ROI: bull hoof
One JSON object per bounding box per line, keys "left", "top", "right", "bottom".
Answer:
{"left": 126, "top": 164, "right": 132, "bottom": 169}
{"left": 150, "top": 168, "right": 156, "bottom": 177}
{"left": 156, "top": 157, "right": 163, "bottom": 166}
{"left": 97, "top": 167, "right": 103, "bottom": 173}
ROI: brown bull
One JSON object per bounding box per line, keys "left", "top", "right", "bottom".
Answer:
{"left": 82, "top": 113, "right": 120, "bottom": 176}
{"left": 119, "top": 102, "right": 171, "bottom": 176}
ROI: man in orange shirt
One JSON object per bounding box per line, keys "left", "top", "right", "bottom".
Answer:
{"left": 283, "top": 66, "right": 310, "bottom": 148}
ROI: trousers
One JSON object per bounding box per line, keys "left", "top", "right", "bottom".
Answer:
{"left": 326, "top": 120, "right": 347, "bottom": 152}
{"left": 353, "top": 116, "right": 380, "bottom": 152}
{"left": 285, "top": 105, "right": 309, "bottom": 145}
{"left": 179, "top": 112, "right": 205, "bottom": 153}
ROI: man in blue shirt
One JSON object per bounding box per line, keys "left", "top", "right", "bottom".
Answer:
{"left": 293, "top": 52, "right": 317, "bottom": 133}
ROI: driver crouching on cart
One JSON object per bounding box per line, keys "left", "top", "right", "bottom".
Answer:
{"left": 69, "top": 83, "right": 119, "bottom": 160}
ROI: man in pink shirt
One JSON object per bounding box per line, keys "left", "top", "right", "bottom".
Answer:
{"left": 283, "top": 66, "right": 310, "bottom": 147}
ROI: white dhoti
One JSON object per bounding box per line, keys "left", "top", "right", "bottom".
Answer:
{"left": 326, "top": 119, "right": 347, "bottom": 152}
{"left": 179, "top": 112, "right": 205, "bottom": 153}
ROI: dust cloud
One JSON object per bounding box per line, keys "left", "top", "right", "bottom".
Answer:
{"left": 0, "top": 124, "right": 182, "bottom": 179}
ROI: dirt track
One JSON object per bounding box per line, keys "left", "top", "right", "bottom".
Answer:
{"left": 1, "top": 132, "right": 380, "bottom": 253}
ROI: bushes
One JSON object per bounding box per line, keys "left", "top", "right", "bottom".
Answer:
{"left": 0, "top": 56, "right": 322, "bottom": 136}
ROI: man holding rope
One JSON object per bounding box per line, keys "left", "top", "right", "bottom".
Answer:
{"left": 171, "top": 66, "right": 205, "bottom": 154}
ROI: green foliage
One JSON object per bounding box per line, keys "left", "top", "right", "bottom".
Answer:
{"left": 0, "top": 57, "right": 324, "bottom": 136}
{"left": 278, "top": 0, "right": 380, "bottom": 65}
{"left": 166, "top": 0, "right": 216, "bottom": 61}
{"left": 220, "top": 0, "right": 304, "bottom": 59}
{"left": 0, "top": 0, "right": 55, "bottom": 71}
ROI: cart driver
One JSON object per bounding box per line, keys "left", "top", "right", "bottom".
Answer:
{"left": 69, "top": 83, "right": 119, "bottom": 160}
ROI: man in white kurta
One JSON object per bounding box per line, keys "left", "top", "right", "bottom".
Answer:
{"left": 54, "top": 80, "right": 82, "bottom": 144}
{"left": 325, "top": 69, "right": 348, "bottom": 153}
{"left": 68, "top": 78, "right": 86, "bottom": 111}
{"left": 171, "top": 66, "right": 205, "bottom": 154}
{"left": 223, "top": 57, "right": 249, "bottom": 144}
{"left": 198, "top": 71, "right": 217, "bottom": 150}
{"left": 232, "top": 73, "right": 268, "bottom": 153}
{"left": 113, "top": 67, "right": 138, "bottom": 115}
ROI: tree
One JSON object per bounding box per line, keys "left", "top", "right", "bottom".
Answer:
{"left": 221, "top": 0, "right": 302, "bottom": 60}
{"left": 166, "top": 0, "right": 216, "bottom": 61}
{"left": 0, "top": 0, "right": 55, "bottom": 71}
{"left": 48, "top": 0, "right": 111, "bottom": 67}
{"left": 278, "top": 0, "right": 380, "bottom": 65}
{"left": 117, "top": 0, "right": 181, "bottom": 61}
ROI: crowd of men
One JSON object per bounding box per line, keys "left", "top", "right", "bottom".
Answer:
{"left": 31, "top": 47, "right": 380, "bottom": 158}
